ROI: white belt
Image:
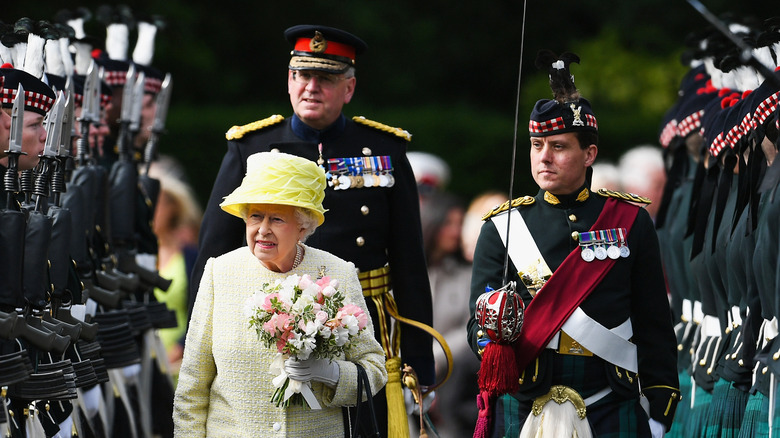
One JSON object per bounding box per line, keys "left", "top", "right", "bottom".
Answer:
{"left": 731, "top": 306, "right": 742, "bottom": 327}
{"left": 701, "top": 315, "right": 721, "bottom": 338}
{"left": 693, "top": 301, "right": 704, "bottom": 324}
{"left": 765, "top": 317, "right": 779, "bottom": 342}
{"left": 682, "top": 299, "right": 693, "bottom": 322}
{"left": 546, "top": 308, "right": 637, "bottom": 373}
{"left": 585, "top": 386, "right": 612, "bottom": 406}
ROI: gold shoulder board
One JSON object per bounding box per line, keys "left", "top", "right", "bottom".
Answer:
{"left": 225, "top": 115, "right": 285, "bottom": 140}
{"left": 595, "top": 188, "right": 652, "bottom": 205}
{"left": 482, "top": 196, "right": 535, "bottom": 221}
{"left": 352, "top": 116, "right": 412, "bottom": 142}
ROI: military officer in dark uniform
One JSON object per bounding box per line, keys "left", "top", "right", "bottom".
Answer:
{"left": 466, "top": 51, "right": 680, "bottom": 438}
{"left": 190, "top": 25, "right": 435, "bottom": 436}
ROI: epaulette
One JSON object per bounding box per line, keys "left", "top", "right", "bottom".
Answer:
{"left": 595, "top": 188, "right": 652, "bottom": 205}
{"left": 482, "top": 196, "right": 535, "bottom": 221}
{"left": 352, "top": 116, "right": 412, "bottom": 142}
{"left": 225, "top": 115, "right": 285, "bottom": 140}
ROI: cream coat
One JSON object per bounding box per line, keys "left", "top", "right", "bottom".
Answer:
{"left": 173, "top": 245, "right": 387, "bottom": 437}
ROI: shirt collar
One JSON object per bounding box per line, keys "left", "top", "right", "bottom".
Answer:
{"left": 541, "top": 185, "right": 590, "bottom": 208}
{"left": 291, "top": 113, "right": 346, "bottom": 142}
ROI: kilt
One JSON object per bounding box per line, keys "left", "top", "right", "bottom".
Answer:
{"left": 702, "top": 378, "right": 749, "bottom": 438}
{"left": 685, "top": 385, "right": 713, "bottom": 437}
{"left": 490, "top": 355, "right": 650, "bottom": 437}
{"left": 737, "top": 392, "right": 769, "bottom": 438}
{"left": 667, "top": 371, "right": 692, "bottom": 438}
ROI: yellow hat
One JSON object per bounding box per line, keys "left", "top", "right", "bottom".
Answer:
{"left": 220, "top": 152, "right": 327, "bottom": 225}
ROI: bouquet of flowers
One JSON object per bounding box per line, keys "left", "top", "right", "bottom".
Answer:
{"left": 244, "top": 273, "right": 369, "bottom": 409}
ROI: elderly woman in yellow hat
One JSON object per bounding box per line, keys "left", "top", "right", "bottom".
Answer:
{"left": 173, "top": 152, "right": 386, "bottom": 437}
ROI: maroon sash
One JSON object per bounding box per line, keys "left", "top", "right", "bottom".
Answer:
{"left": 513, "top": 197, "right": 640, "bottom": 371}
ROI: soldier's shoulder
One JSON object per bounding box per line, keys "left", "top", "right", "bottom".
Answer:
{"left": 225, "top": 115, "right": 285, "bottom": 140}
{"left": 594, "top": 188, "right": 652, "bottom": 205}
{"left": 482, "top": 196, "right": 536, "bottom": 221}
{"left": 351, "top": 116, "right": 412, "bottom": 142}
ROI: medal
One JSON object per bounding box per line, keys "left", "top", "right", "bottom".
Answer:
{"left": 581, "top": 247, "right": 595, "bottom": 262}
{"left": 618, "top": 228, "right": 630, "bottom": 258}
{"left": 378, "top": 174, "right": 389, "bottom": 187}
{"left": 578, "top": 231, "right": 595, "bottom": 262}
{"left": 363, "top": 174, "right": 375, "bottom": 187}
{"left": 338, "top": 174, "right": 351, "bottom": 189}
{"left": 594, "top": 244, "right": 607, "bottom": 260}
{"left": 593, "top": 230, "right": 607, "bottom": 260}
{"left": 606, "top": 229, "right": 620, "bottom": 259}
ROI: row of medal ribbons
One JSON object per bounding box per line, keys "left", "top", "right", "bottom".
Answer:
{"left": 576, "top": 228, "right": 630, "bottom": 262}
{"left": 325, "top": 156, "right": 395, "bottom": 190}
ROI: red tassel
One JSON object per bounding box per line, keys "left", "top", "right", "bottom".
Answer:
{"left": 478, "top": 342, "right": 520, "bottom": 396}
{"left": 473, "top": 391, "right": 493, "bottom": 438}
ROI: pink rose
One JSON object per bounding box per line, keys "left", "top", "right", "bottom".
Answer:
{"left": 322, "top": 286, "right": 337, "bottom": 297}
{"left": 315, "top": 276, "right": 332, "bottom": 288}
{"left": 337, "top": 304, "right": 368, "bottom": 330}
{"left": 298, "top": 274, "right": 314, "bottom": 290}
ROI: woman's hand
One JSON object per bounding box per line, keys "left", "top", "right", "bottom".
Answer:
{"left": 284, "top": 357, "right": 340, "bottom": 387}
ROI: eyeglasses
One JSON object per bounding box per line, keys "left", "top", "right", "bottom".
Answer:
{"left": 291, "top": 71, "right": 346, "bottom": 89}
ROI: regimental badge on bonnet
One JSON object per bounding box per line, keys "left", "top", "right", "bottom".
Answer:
{"left": 529, "top": 50, "right": 598, "bottom": 137}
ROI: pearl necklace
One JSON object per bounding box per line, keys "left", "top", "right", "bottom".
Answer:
{"left": 291, "top": 244, "right": 303, "bottom": 270}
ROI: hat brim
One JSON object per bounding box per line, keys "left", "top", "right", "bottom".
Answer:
{"left": 289, "top": 55, "right": 350, "bottom": 74}
{"left": 220, "top": 197, "right": 325, "bottom": 227}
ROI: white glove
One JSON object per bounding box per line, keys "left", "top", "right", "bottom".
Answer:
{"left": 122, "top": 363, "right": 142, "bottom": 385}
{"left": 404, "top": 387, "right": 435, "bottom": 416}
{"left": 649, "top": 418, "right": 665, "bottom": 438}
{"left": 284, "top": 357, "right": 340, "bottom": 387}
{"left": 56, "top": 416, "right": 74, "bottom": 438}
{"left": 81, "top": 385, "right": 103, "bottom": 418}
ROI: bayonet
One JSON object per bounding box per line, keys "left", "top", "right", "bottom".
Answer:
{"left": 119, "top": 64, "right": 137, "bottom": 124}
{"left": 116, "top": 64, "right": 137, "bottom": 160}
{"left": 143, "top": 73, "right": 172, "bottom": 172}
{"left": 59, "top": 81, "right": 75, "bottom": 158}
{"left": 35, "top": 91, "right": 65, "bottom": 211}
{"left": 80, "top": 61, "right": 99, "bottom": 125}
{"left": 151, "top": 73, "right": 171, "bottom": 134}
{"left": 43, "top": 91, "right": 65, "bottom": 160}
{"left": 8, "top": 84, "right": 25, "bottom": 155}
{"left": 128, "top": 71, "right": 146, "bottom": 134}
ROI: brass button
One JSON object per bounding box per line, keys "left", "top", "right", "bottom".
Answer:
{"left": 568, "top": 214, "right": 577, "bottom": 222}
{"left": 571, "top": 231, "right": 579, "bottom": 241}
{"left": 763, "top": 366, "right": 769, "bottom": 374}
{"left": 362, "top": 147, "right": 372, "bottom": 156}
{"left": 774, "top": 352, "right": 780, "bottom": 361}
{"left": 270, "top": 148, "right": 280, "bottom": 153}
{"left": 477, "top": 330, "right": 484, "bottom": 337}
{"left": 356, "top": 236, "right": 365, "bottom": 247}
{"left": 361, "top": 205, "right": 370, "bottom": 215}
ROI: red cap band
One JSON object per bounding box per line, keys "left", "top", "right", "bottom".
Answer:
{"left": 294, "top": 38, "right": 356, "bottom": 61}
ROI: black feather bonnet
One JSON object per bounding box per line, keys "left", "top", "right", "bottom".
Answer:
{"left": 529, "top": 50, "right": 598, "bottom": 137}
